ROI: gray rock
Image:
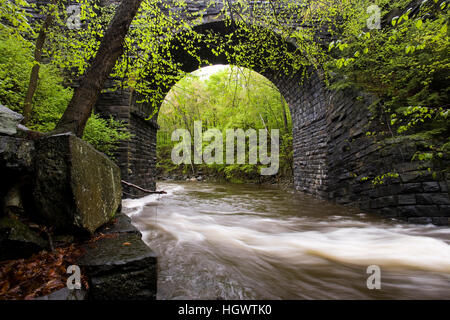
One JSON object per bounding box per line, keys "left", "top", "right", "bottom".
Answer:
{"left": 0, "top": 136, "right": 35, "bottom": 172}
{"left": 0, "top": 216, "right": 48, "bottom": 261}
{"left": 98, "top": 212, "right": 142, "bottom": 236}
{"left": 398, "top": 194, "right": 416, "bottom": 205}
{"left": 422, "top": 182, "right": 440, "bottom": 193}
{"left": 416, "top": 193, "right": 450, "bottom": 205}
{"left": 0, "top": 105, "right": 23, "bottom": 135}
{"left": 77, "top": 233, "right": 157, "bottom": 300}
{"left": 33, "top": 134, "right": 122, "bottom": 234}
{"left": 398, "top": 205, "right": 442, "bottom": 217}
{"left": 432, "top": 217, "right": 450, "bottom": 226}
{"left": 4, "top": 184, "right": 25, "bottom": 216}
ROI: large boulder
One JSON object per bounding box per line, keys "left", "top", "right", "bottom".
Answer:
{"left": 0, "top": 105, "right": 23, "bottom": 136}
{"left": 33, "top": 133, "right": 122, "bottom": 234}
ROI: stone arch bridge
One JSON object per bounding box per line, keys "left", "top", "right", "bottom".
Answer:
{"left": 36, "top": 0, "right": 450, "bottom": 224}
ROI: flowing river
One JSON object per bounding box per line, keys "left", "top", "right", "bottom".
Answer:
{"left": 122, "top": 182, "right": 450, "bottom": 300}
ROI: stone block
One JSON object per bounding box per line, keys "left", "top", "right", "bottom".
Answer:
{"left": 399, "top": 183, "right": 422, "bottom": 194}
{"left": 98, "top": 212, "right": 141, "bottom": 236}
{"left": 416, "top": 193, "right": 450, "bottom": 205}
{"left": 422, "top": 182, "right": 440, "bottom": 193}
{"left": 77, "top": 233, "right": 157, "bottom": 300}
{"left": 398, "top": 194, "right": 416, "bottom": 205}
{"left": 398, "top": 205, "right": 441, "bottom": 217}
{"left": 439, "top": 205, "right": 450, "bottom": 217}
{"left": 432, "top": 217, "right": 450, "bottom": 226}
{"left": 33, "top": 134, "right": 122, "bottom": 234}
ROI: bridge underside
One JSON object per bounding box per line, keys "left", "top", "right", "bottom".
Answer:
{"left": 95, "top": 20, "right": 449, "bottom": 225}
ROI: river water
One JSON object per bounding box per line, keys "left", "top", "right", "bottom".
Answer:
{"left": 122, "top": 182, "right": 450, "bottom": 300}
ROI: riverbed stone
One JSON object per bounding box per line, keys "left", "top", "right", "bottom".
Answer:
{"left": 0, "top": 105, "right": 23, "bottom": 136}
{"left": 0, "top": 216, "right": 48, "bottom": 261}
{"left": 77, "top": 232, "right": 157, "bottom": 300}
{"left": 98, "top": 212, "right": 141, "bottom": 236}
{"left": 33, "top": 133, "right": 122, "bottom": 234}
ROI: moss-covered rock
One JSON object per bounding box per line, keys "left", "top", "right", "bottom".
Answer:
{"left": 0, "top": 216, "right": 48, "bottom": 261}
{"left": 33, "top": 133, "right": 122, "bottom": 235}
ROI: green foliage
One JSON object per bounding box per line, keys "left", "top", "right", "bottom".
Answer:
{"left": 82, "top": 115, "right": 131, "bottom": 157}
{"left": 327, "top": 0, "right": 449, "bottom": 171}
{"left": 0, "top": 34, "right": 130, "bottom": 157}
{"left": 157, "top": 66, "right": 293, "bottom": 182}
{"left": 0, "top": 0, "right": 34, "bottom": 41}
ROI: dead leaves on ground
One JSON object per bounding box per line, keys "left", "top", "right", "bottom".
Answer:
{"left": 0, "top": 244, "right": 87, "bottom": 300}
{"left": 0, "top": 230, "right": 125, "bottom": 300}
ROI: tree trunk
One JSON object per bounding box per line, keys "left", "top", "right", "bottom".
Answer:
{"left": 22, "top": 0, "right": 57, "bottom": 125}
{"left": 54, "top": 0, "right": 144, "bottom": 137}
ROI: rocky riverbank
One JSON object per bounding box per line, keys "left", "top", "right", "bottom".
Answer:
{"left": 0, "top": 105, "right": 157, "bottom": 300}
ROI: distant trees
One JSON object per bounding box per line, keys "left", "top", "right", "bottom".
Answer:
{"left": 157, "top": 66, "right": 293, "bottom": 182}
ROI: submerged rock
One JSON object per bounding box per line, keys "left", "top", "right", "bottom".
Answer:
{"left": 33, "top": 133, "right": 122, "bottom": 234}
{"left": 0, "top": 216, "right": 48, "bottom": 261}
{"left": 0, "top": 105, "right": 23, "bottom": 136}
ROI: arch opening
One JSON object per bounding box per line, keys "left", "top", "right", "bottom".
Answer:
{"left": 156, "top": 65, "right": 294, "bottom": 184}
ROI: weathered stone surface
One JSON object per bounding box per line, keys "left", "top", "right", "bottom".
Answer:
{"left": 98, "top": 212, "right": 142, "bottom": 236}
{"left": 398, "top": 205, "right": 442, "bottom": 218}
{"left": 432, "top": 217, "right": 450, "bottom": 226}
{"left": 0, "top": 216, "right": 48, "bottom": 261}
{"left": 422, "top": 182, "right": 440, "bottom": 193}
{"left": 398, "top": 194, "right": 416, "bottom": 205}
{"left": 33, "top": 134, "right": 122, "bottom": 234}
{"left": 0, "top": 136, "right": 34, "bottom": 172}
{"left": 416, "top": 193, "right": 450, "bottom": 205}
{"left": 0, "top": 105, "right": 23, "bottom": 136}
{"left": 77, "top": 233, "right": 157, "bottom": 300}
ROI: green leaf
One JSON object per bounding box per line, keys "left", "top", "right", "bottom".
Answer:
{"left": 415, "top": 20, "right": 423, "bottom": 29}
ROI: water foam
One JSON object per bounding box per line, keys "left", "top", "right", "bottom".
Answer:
{"left": 122, "top": 184, "right": 184, "bottom": 216}
{"left": 149, "top": 210, "right": 450, "bottom": 273}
